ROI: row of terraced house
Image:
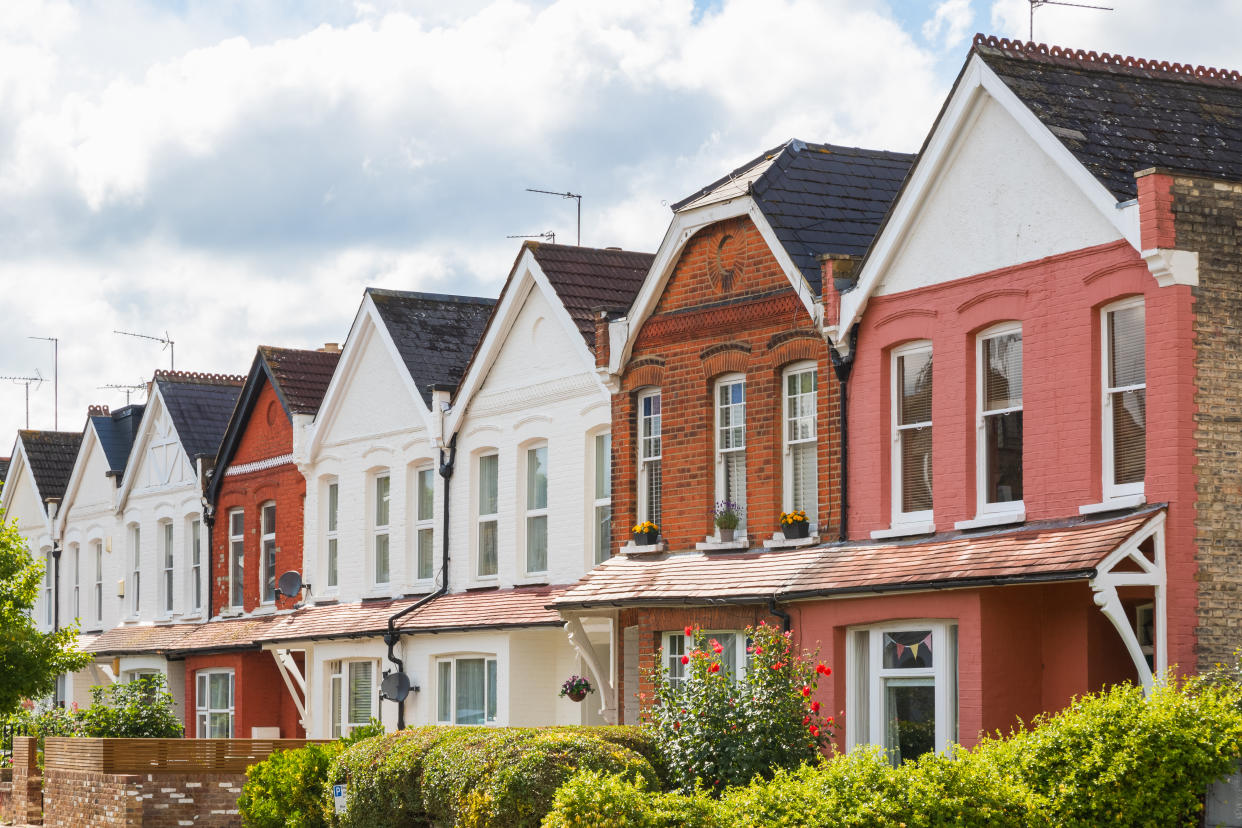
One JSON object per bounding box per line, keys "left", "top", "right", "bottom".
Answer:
{"left": 6, "top": 35, "right": 1242, "bottom": 763}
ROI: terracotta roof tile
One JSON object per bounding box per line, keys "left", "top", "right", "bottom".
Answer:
{"left": 259, "top": 346, "right": 341, "bottom": 415}
{"left": 88, "top": 615, "right": 281, "bottom": 656}
{"left": 527, "top": 243, "right": 654, "bottom": 347}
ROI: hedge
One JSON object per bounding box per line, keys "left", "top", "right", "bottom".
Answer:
{"left": 545, "top": 678, "right": 1242, "bottom": 827}
{"left": 239, "top": 741, "right": 343, "bottom": 828}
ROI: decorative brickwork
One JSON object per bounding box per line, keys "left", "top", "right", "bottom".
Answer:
{"left": 9, "top": 736, "right": 42, "bottom": 825}
{"left": 42, "top": 770, "right": 247, "bottom": 827}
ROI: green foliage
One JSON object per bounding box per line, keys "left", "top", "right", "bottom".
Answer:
{"left": 647, "top": 622, "right": 832, "bottom": 794}
{"left": 239, "top": 741, "right": 342, "bottom": 828}
{"left": 76, "top": 674, "right": 183, "bottom": 737}
{"left": 543, "top": 770, "right": 718, "bottom": 828}
{"left": 0, "top": 513, "right": 92, "bottom": 714}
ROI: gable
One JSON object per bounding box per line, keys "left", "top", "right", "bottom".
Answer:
{"left": 3, "top": 457, "right": 51, "bottom": 547}
{"left": 874, "top": 94, "right": 1123, "bottom": 297}
{"left": 128, "top": 396, "right": 196, "bottom": 495}
{"left": 231, "top": 378, "right": 294, "bottom": 466}
{"left": 64, "top": 432, "right": 118, "bottom": 517}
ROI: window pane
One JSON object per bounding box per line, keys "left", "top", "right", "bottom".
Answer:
{"left": 375, "top": 534, "right": 389, "bottom": 584}
{"left": 456, "top": 659, "right": 485, "bottom": 725}
{"left": 526, "top": 515, "right": 548, "bottom": 572}
{"left": 898, "top": 350, "right": 933, "bottom": 426}
{"left": 479, "top": 455, "right": 498, "bottom": 515}
{"left": 327, "top": 483, "right": 339, "bottom": 532}
{"left": 594, "top": 504, "right": 612, "bottom": 565}
{"left": 375, "top": 476, "right": 390, "bottom": 526}
{"left": 984, "top": 410, "right": 1023, "bottom": 503}
{"left": 262, "top": 503, "right": 276, "bottom": 535}
{"left": 595, "top": 433, "right": 611, "bottom": 499}
{"left": 418, "top": 469, "right": 435, "bottom": 521}
{"left": 417, "top": 528, "right": 434, "bottom": 580}
{"left": 348, "top": 662, "right": 372, "bottom": 725}
{"left": 982, "top": 333, "right": 1022, "bottom": 411}
{"left": 643, "top": 459, "right": 662, "bottom": 528}
{"left": 790, "top": 442, "right": 817, "bottom": 522}
{"left": 1108, "top": 304, "right": 1145, "bottom": 388}
{"left": 479, "top": 521, "right": 498, "bottom": 576}
{"left": 331, "top": 676, "right": 342, "bottom": 739}
{"left": 327, "top": 539, "right": 338, "bottom": 587}
{"left": 723, "top": 451, "right": 746, "bottom": 516}
{"left": 641, "top": 394, "right": 662, "bottom": 459}
{"left": 786, "top": 369, "right": 816, "bottom": 442}
{"left": 666, "top": 634, "right": 686, "bottom": 686}
{"left": 487, "top": 659, "right": 498, "bottom": 722}
{"left": 1112, "top": 388, "right": 1146, "bottom": 485}
{"left": 437, "top": 662, "right": 452, "bottom": 722}
{"left": 884, "top": 679, "right": 936, "bottom": 765}
{"left": 209, "top": 712, "right": 232, "bottom": 739}
{"left": 163, "top": 523, "right": 174, "bottom": 566}
{"left": 209, "top": 673, "right": 230, "bottom": 708}
{"left": 900, "top": 426, "right": 933, "bottom": 513}
{"left": 231, "top": 539, "right": 244, "bottom": 607}
{"left": 718, "top": 381, "right": 746, "bottom": 450}
{"left": 230, "top": 511, "right": 243, "bottom": 536}
{"left": 527, "top": 446, "right": 548, "bottom": 510}
{"left": 883, "top": 630, "right": 934, "bottom": 669}
{"left": 263, "top": 538, "right": 277, "bottom": 601}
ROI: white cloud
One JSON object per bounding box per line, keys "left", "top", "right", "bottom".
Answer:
{"left": 923, "top": 0, "right": 973, "bottom": 50}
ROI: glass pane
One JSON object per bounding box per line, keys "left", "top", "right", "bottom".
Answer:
{"left": 349, "top": 662, "right": 372, "bottom": 725}
{"left": 718, "top": 633, "right": 738, "bottom": 679}
{"left": 900, "top": 426, "right": 933, "bottom": 513}
{"left": 527, "top": 446, "right": 548, "bottom": 510}
{"left": 331, "top": 676, "right": 342, "bottom": 739}
{"left": 984, "top": 410, "right": 1023, "bottom": 503}
{"left": 595, "top": 433, "right": 612, "bottom": 499}
{"left": 418, "top": 469, "right": 435, "bottom": 521}
{"left": 1112, "top": 388, "right": 1146, "bottom": 485}
{"left": 526, "top": 515, "right": 547, "bottom": 572}
{"left": 262, "top": 503, "right": 276, "bottom": 535}
{"left": 790, "top": 442, "right": 817, "bottom": 522}
{"left": 666, "top": 634, "right": 685, "bottom": 686}
{"left": 209, "top": 673, "right": 230, "bottom": 708}
{"left": 479, "top": 455, "right": 499, "bottom": 515}
{"left": 641, "top": 391, "right": 662, "bottom": 463}
{"left": 723, "top": 452, "right": 746, "bottom": 517}
{"left": 230, "top": 511, "right": 243, "bottom": 536}
{"left": 718, "top": 381, "right": 746, "bottom": 450}
{"left": 231, "top": 541, "right": 244, "bottom": 606}
{"left": 264, "top": 539, "right": 277, "bottom": 600}
{"left": 643, "top": 459, "right": 662, "bottom": 527}
{"left": 883, "top": 630, "right": 934, "bottom": 669}
{"left": 456, "top": 659, "right": 485, "bottom": 725}
{"left": 479, "top": 521, "right": 498, "bottom": 576}
{"left": 327, "top": 483, "right": 339, "bottom": 531}
{"left": 196, "top": 713, "right": 207, "bottom": 739}
{"left": 437, "top": 662, "right": 452, "bottom": 722}
{"left": 209, "top": 712, "right": 232, "bottom": 739}
{"left": 163, "top": 523, "right": 174, "bottom": 566}
{"left": 487, "top": 660, "right": 498, "bottom": 722}
{"left": 595, "top": 504, "right": 612, "bottom": 565}
{"left": 375, "top": 476, "right": 390, "bottom": 526}
{"left": 191, "top": 520, "right": 201, "bottom": 564}
{"left": 327, "top": 538, "right": 338, "bottom": 587}
{"left": 786, "top": 370, "right": 816, "bottom": 442}
{"left": 884, "top": 678, "right": 936, "bottom": 765}
{"left": 164, "top": 570, "right": 173, "bottom": 611}
{"left": 375, "top": 534, "right": 389, "bottom": 584}
{"left": 417, "top": 528, "right": 434, "bottom": 579}
{"left": 1108, "top": 304, "right": 1146, "bottom": 388}
{"left": 898, "top": 350, "right": 933, "bottom": 426}
{"left": 982, "top": 332, "right": 1022, "bottom": 411}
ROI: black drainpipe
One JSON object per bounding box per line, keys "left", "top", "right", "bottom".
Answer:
{"left": 768, "top": 597, "right": 791, "bottom": 633}
{"left": 384, "top": 433, "right": 456, "bottom": 729}
{"left": 828, "top": 324, "right": 858, "bottom": 543}
{"left": 202, "top": 461, "right": 216, "bottom": 620}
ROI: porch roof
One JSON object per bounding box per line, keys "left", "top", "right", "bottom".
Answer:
{"left": 88, "top": 615, "right": 278, "bottom": 657}
{"left": 551, "top": 505, "right": 1163, "bottom": 610}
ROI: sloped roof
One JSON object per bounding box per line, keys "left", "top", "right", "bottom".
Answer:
{"left": 528, "top": 243, "right": 655, "bottom": 347}
{"left": 975, "top": 34, "right": 1242, "bottom": 200}
{"left": 552, "top": 506, "right": 1161, "bottom": 609}
{"left": 17, "top": 430, "right": 82, "bottom": 503}
{"left": 91, "top": 405, "right": 145, "bottom": 475}
{"left": 0, "top": 457, "right": 9, "bottom": 486}
{"left": 259, "top": 346, "right": 341, "bottom": 415}
{"left": 153, "top": 371, "right": 245, "bottom": 461}
{"left": 367, "top": 290, "right": 496, "bottom": 405}
{"left": 671, "top": 140, "right": 914, "bottom": 294}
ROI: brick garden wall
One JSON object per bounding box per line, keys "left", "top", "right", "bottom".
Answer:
{"left": 42, "top": 770, "right": 247, "bottom": 828}
{"left": 8, "top": 737, "right": 42, "bottom": 825}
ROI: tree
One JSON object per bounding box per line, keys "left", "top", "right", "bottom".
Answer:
{"left": 78, "top": 674, "right": 184, "bottom": 737}
{"left": 0, "top": 510, "right": 92, "bottom": 714}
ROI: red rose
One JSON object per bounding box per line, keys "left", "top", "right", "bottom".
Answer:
{"left": 711, "top": 639, "right": 723, "bottom": 654}
{"left": 802, "top": 715, "right": 810, "bottom": 725}
{"left": 673, "top": 721, "right": 681, "bottom": 730}
{"left": 684, "top": 625, "right": 694, "bottom": 637}
{"left": 801, "top": 685, "right": 812, "bottom": 697}
{"left": 809, "top": 724, "right": 819, "bottom": 737}
{"left": 681, "top": 655, "right": 689, "bottom": 665}
{"left": 708, "top": 663, "right": 721, "bottom": 673}
{"left": 811, "top": 701, "right": 820, "bottom": 713}
{"left": 817, "top": 663, "right": 831, "bottom": 676}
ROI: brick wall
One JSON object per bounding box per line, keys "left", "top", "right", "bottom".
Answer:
{"left": 9, "top": 736, "right": 42, "bottom": 825}
{"left": 612, "top": 215, "right": 838, "bottom": 552}
{"left": 42, "top": 770, "right": 247, "bottom": 827}
{"left": 1175, "top": 173, "right": 1242, "bottom": 669}
{"left": 184, "top": 650, "right": 304, "bottom": 738}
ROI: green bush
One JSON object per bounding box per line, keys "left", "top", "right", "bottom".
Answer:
{"left": 239, "top": 741, "right": 342, "bottom": 828}
{"left": 76, "top": 674, "right": 183, "bottom": 737}
{"left": 543, "top": 769, "right": 717, "bottom": 828}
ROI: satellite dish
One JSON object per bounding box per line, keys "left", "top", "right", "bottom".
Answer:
{"left": 381, "top": 672, "right": 411, "bottom": 702}
{"left": 277, "top": 571, "right": 304, "bottom": 599}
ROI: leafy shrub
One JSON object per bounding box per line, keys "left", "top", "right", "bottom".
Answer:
{"left": 77, "top": 674, "right": 183, "bottom": 737}
{"left": 543, "top": 769, "right": 717, "bottom": 828}
{"left": 647, "top": 622, "right": 832, "bottom": 794}
{"left": 240, "top": 741, "right": 342, "bottom": 828}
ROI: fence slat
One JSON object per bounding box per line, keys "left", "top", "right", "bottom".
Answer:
{"left": 43, "top": 738, "right": 331, "bottom": 774}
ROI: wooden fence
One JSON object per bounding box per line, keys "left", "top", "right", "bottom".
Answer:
{"left": 42, "top": 738, "right": 330, "bottom": 775}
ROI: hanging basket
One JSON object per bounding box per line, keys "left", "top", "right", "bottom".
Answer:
{"left": 567, "top": 688, "right": 588, "bottom": 703}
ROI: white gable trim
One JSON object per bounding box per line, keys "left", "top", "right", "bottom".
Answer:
{"left": 831, "top": 55, "right": 1142, "bottom": 350}
{"left": 445, "top": 247, "right": 601, "bottom": 438}
{"left": 56, "top": 419, "right": 105, "bottom": 536}
{"left": 608, "top": 196, "right": 821, "bottom": 374}
{"left": 306, "top": 293, "right": 434, "bottom": 462}
{"left": 0, "top": 442, "right": 50, "bottom": 537}
{"left": 115, "top": 386, "right": 194, "bottom": 513}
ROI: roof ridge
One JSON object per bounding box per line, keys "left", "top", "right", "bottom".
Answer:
{"left": 154, "top": 370, "right": 245, "bottom": 386}
{"left": 366, "top": 287, "right": 496, "bottom": 305}
{"left": 973, "top": 33, "right": 1242, "bottom": 89}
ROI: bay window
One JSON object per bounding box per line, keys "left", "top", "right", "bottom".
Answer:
{"left": 437, "top": 656, "right": 498, "bottom": 725}
{"left": 1103, "top": 299, "right": 1146, "bottom": 499}
{"left": 196, "top": 670, "right": 234, "bottom": 738}
{"left": 637, "top": 391, "right": 662, "bottom": 530}
{"left": 477, "top": 454, "right": 499, "bottom": 577}
{"left": 373, "top": 474, "right": 391, "bottom": 586}
{"left": 593, "top": 432, "right": 612, "bottom": 564}
{"left": 977, "top": 325, "right": 1023, "bottom": 514}
{"left": 525, "top": 445, "right": 549, "bottom": 574}
{"left": 228, "top": 510, "right": 244, "bottom": 609}
{"left": 415, "top": 467, "right": 435, "bottom": 581}
{"left": 892, "top": 343, "right": 933, "bottom": 526}
{"left": 261, "top": 502, "right": 277, "bottom": 603}
{"left": 715, "top": 376, "right": 747, "bottom": 530}
{"left": 784, "top": 364, "right": 818, "bottom": 529}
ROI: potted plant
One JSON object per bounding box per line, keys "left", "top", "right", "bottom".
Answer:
{"left": 712, "top": 501, "right": 742, "bottom": 542}
{"left": 632, "top": 521, "right": 660, "bottom": 546}
{"left": 780, "top": 510, "right": 811, "bottom": 539}
{"left": 560, "top": 675, "right": 595, "bottom": 702}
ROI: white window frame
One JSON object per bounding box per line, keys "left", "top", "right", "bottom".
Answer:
{"left": 591, "top": 431, "right": 612, "bottom": 565}
{"left": 890, "top": 341, "right": 934, "bottom": 528}
{"left": 637, "top": 390, "right": 662, "bottom": 529}
{"left": 661, "top": 630, "right": 748, "bottom": 688}
{"left": 92, "top": 540, "right": 103, "bottom": 626}
{"left": 714, "top": 374, "right": 747, "bottom": 532}
{"left": 372, "top": 473, "right": 391, "bottom": 587}
{"left": 195, "top": 669, "right": 235, "bottom": 738}
{"left": 189, "top": 518, "right": 202, "bottom": 613}
{"left": 476, "top": 453, "right": 499, "bottom": 578}
{"left": 414, "top": 466, "right": 435, "bottom": 582}
{"left": 435, "top": 654, "right": 499, "bottom": 726}
{"left": 783, "top": 362, "right": 819, "bottom": 531}
{"left": 845, "top": 621, "right": 958, "bottom": 763}
{"left": 160, "top": 521, "right": 175, "bottom": 616}
{"left": 325, "top": 479, "right": 339, "bottom": 591}
{"left": 523, "top": 443, "right": 549, "bottom": 576}
{"left": 1102, "top": 297, "right": 1146, "bottom": 501}
{"left": 329, "top": 659, "right": 376, "bottom": 737}
{"left": 228, "top": 509, "right": 244, "bottom": 610}
{"left": 129, "top": 525, "right": 141, "bottom": 616}
{"left": 71, "top": 544, "right": 80, "bottom": 620}
{"left": 259, "top": 502, "right": 277, "bottom": 604}
{"left": 975, "top": 324, "right": 1024, "bottom": 518}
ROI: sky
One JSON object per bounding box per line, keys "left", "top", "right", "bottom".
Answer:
{"left": 1, "top": 0, "right": 1240, "bottom": 449}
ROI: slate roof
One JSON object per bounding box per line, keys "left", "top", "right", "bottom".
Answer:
{"left": 0, "top": 457, "right": 9, "bottom": 486}
{"left": 259, "top": 346, "right": 340, "bottom": 415}
{"left": 367, "top": 290, "right": 496, "bottom": 405}
{"left": 17, "top": 430, "right": 82, "bottom": 503}
{"left": 527, "top": 243, "right": 655, "bottom": 347}
{"left": 153, "top": 371, "right": 245, "bottom": 461}
{"left": 552, "top": 507, "right": 1162, "bottom": 609}
{"left": 974, "top": 34, "right": 1242, "bottom": 201}
{"left": 671, "top": 140, "right": 914, "bottom": 294}
{"left": 91, "top": 405, "right": 145, "bottom": 475}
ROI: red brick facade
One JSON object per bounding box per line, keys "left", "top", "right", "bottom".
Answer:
{"left": 183, "top": 650, "right": 304, "bottom": 739}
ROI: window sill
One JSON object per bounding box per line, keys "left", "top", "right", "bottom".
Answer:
{"left": 621, "top": 541, "right": 666, "bottom": 555}
{"left": 695, "top": 537, "right": 750, "bottom": 551}
{"left": 180, "top": 612, "right": 203, "bottom": 622}
{"left": 1079, "top": 494, "right": 1145, "bottom": 515}
{"left": 361, "top": 590, "right": 395, "bottom": 601}
{"left": 311, "top": 595, "right": 339, "bottom": 606}
{"left": 954, "top": 512, "right": 1025, "bottom": 531}
{"left": 251, "top": 605, "right": 277, "bottom": 616}
{"left": 870, "top": 522, "right": 936, "bottom": 540}
{"left": 218, "top": 607, "right": 244, "bottom": 618}
{"left": 764, "top": 534, "right": 821, "bottom": 550}
{"left": 121, "top": 615, "right": 140, "bottom": 624}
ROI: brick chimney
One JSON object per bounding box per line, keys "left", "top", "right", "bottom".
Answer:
{"left": 818, "top": 253, "right": 858, "bottom": 328}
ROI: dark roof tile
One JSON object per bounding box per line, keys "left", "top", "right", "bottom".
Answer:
{"left": 154, "top": 371, "right": 245, "bottom": 461}
{"left": 528, "top": 243, "right": 654, "bottom": 347}
{"left": 91, "top": 405, "right": 145, "bottom": 475}
{"left": 258, "top": 346, "right": 341, "bottom": 415}
{"left": 17, "top": 430, "right": 82, "bottom": 502}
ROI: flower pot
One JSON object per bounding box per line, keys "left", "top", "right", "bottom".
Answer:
{"left": 783, "top": 521, "right": 810, "bottom": 540}
{"left": 568, "top": 688, "right": 587, "bottom": 702}
{"left": 633, "top": 530, "right": 659, "bottom": 546}
{"left": 717, "top": 528, "right": 736, "bottom": 542}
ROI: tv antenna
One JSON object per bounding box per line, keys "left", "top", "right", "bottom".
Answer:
{"left": 1029, "top": 0, "right": 1112, "bottom": 40}
{"left": 98, "top": 383, "right": 148, "bottom": 405}
{"left": 506, "top": 231, "right": 556, "bottom": 244}
{"left": 525, "top": 188, "right": 581, "bottom": 246}
{"left": 114, "top": 329, "right": 175, "bottom": 370}
{"left": 0, "top": 370, "right": 44, "bottom": 428}
{"left": 27, "top": 336, "right": 58, "bottom": 429}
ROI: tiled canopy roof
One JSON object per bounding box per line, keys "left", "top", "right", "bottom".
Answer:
{"left": 552, "top": 507, "right": 1162, "bottom": 609}
{"left": 154, "top": 371, "right": 245, "bottom": 460}
{"left": 528, "top": 243, "right": 654, "bottom": 347}
{"left": 259, "top": 346, "right": 340, "bottom": 415}
{"left": 91, "top": 405, "right": 145, "bottom": 475}
{"left": 671, "top": 140, "right": 914, "bottom": 294}
{"left": 17, "top": 430, "right": 82, "bottom": 502}
{"left": 367, "top": 290, "right": 496, "bottom": 405}
{"left": 975, "top": 34, "right": 1242, "bottom": 200}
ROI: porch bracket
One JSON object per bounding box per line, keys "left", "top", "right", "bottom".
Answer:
{"left": 563, "top": 614, "right": 618, "bottom": 724}
{"left": 270, "top": 648, "right": 309, "bottom": 728}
